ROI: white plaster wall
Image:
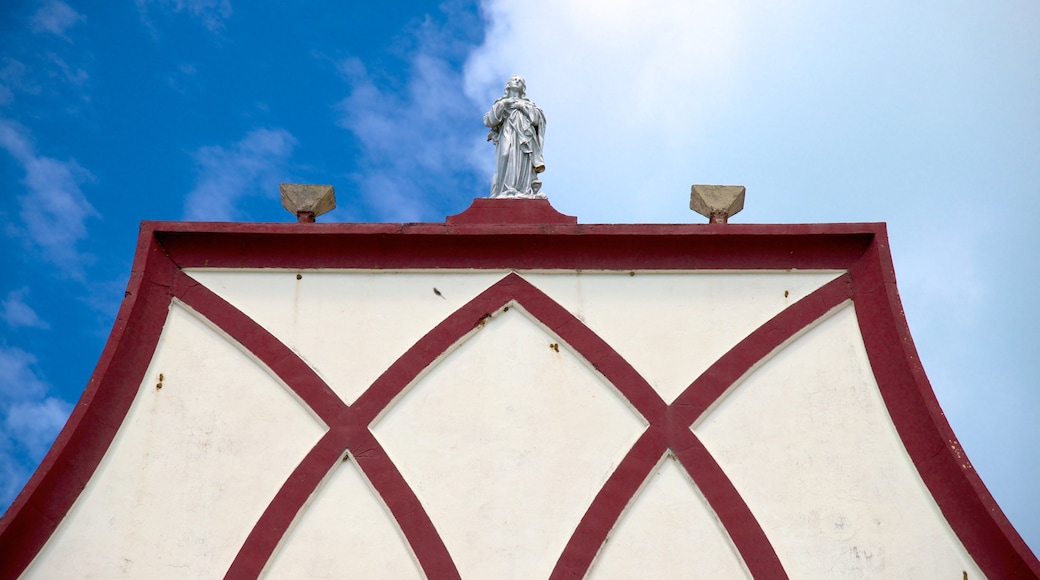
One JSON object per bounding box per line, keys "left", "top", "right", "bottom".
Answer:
{"left": 694, "top": 304, "right": 983, "bottom": 578}
{"left": 25, "top": 268, "right": 988, "bottom": 577}
{"left": 185, "top": 270, "right": 509, "bottom": 405}
{"left": 187, "top": 270, "right": 839, "bottom": 407}
{"left": 588, "top": 454, "right": 750, "bottom": 579}
{"left": 264, "top": 454, "right": 423, "bottom": 579}
{"left": 525, "top": 271, "right": 841, "bottom": 403}
{"left": 24, "top": 303, "right": 326, "bottom": 579}
{"left": 371, "top": 305, "right": 646, "bottom": 580}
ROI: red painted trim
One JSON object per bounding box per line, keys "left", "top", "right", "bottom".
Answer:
{"left": 342, "top": 272, "right": 782, "bottom": 577}
{"left": 154, "top": 222, "right": 875, "bottom": 271}
{"left": 554, "top": 275, "right": 852, "bottom": 578}
{"left": 669, "top": 273, "right": 854, "bottom": 420}
{"left": 347, "top": 427, "right": 460, "bottom": 579}
{"left": 0, "top": 227, "right": 178, "bottom": 578}
{"left": 550, "top": 427, "right": 669, "bottom": 578}
{"left": 175, "top": 272, "right": 346, "bottom": 426}
{"left": 493, "top": 274, "right": 784, "bottom": 576}
{"left": 148, "top": 220, "right": 882, "bottom": 235}
{"left": 1, "top": 220, "right": 1035, "bottom": 580}
{"left": 225, "top": 429, "right": 349, "bottom": 578}
{"left": 446, "top": 198, "right": 577, "bottom": 224}
{"left": 669, "top": 432, "right": 779, "bottom": 576}
{"left": 226, "top": 425, "right": 461, "bottom": 579}
{"left": 221, "top": 272, "right": 780, "bottom": 577}
{"left": 851, "top": 235, "right": 1040, "bottom": 578}
{"left": 173, "top": 272, "right": 458, "bottom": 578}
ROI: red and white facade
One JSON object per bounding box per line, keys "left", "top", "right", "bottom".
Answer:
{"left": 1, "top": 199, "right": 1037, "bottom": 578}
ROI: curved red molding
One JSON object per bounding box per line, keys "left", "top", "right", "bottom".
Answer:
{"left": 1, "top": 222, "right": 1035, "bottom": 580}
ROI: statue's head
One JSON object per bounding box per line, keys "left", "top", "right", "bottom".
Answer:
{"left": 504, "top": 75, "right": 526, "bottom": 97}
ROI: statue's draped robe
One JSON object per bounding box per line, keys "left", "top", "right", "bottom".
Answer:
{"left": 484, "top": 97, "right": 546, "bottom": 198}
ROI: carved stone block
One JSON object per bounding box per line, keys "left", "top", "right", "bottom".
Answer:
{"left": 690, "top": 185, "right": 745, "bottom": 224}
{"left": 280, "top": 184, "right": 336, "bottom": 223}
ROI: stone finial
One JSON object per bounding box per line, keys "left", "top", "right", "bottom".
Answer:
{"left": 690, "top": 185, "right": 746, "bottom": 224}
{"left": 280, "top": 184, "right": 336, "bottom": 223}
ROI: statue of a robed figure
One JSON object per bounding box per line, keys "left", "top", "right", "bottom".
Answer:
{"left": 484, "top": 76, "right": 546, "bottom": 199}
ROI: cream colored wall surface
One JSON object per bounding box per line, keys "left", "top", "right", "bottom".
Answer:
{"left": 372, "top": 305, "right": 646, "bottom": 579}
{"left": 185, "top": 270, "right": 510, "bottom": 405}
{"left": 525, "top": 271, "right": 841, "bottom": 403}
{"left": 264, "top": 454, "right": 424, "bottom": 579}
{"left": 588, "top": 454, "right": 750, "bottom": 579}
{"left": 24, "top": 268, "right": 990, "bottom": 577}
{"left": 694, "top": 304, "right": 982, "bottom": 578}
{"left": 23, "top": 303, "right": 326, "bottom": 579}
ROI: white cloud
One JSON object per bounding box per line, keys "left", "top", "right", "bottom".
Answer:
{"left": 30, "top": 0, "right": 85, "bottom": 39}
{"left": 0, "top": 347, "right": 47, "bottom": 400}
{"left": 44, "top": 52, "right": 89, "bottom": 88}
{"left": 136, "top": 0, "right": 233, "bottom": 33}
{"left": 465, "top": 0, "right": 752, "bottom": 125}
{"left": 0, "top": 46, "right": 90, "bottom": 109}
{"left": 5, "top": 397, "right": 72, "bottom": 460}
{"left": 0, "top": 59, "right": 35, "bottom": 106}
{"left": 0, "top": 117, "right": 98, "bottom": 276}
{"left": 183, "top": 128, "right": 297, "bottom": 221}
{"left": 0, "top": 450, "right": 30, "bottom": 511}
{"left": 0, "top": 346, "right": 71, "bottom": 507}
{"left": 461, "top": 0, "right": 826, "bottom": 223}
{"left": 334, "top": 13, "right": 486, "bottom": 221}
{"left": 460, "top": 0, "right": 1039, "bottom": 224}
{"left": 162, "top": 63, "right": 198, "bottom": 94}
{"left": 1, "top": 288, "right": 49, "bottom": 330}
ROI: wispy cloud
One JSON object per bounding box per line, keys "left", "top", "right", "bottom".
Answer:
{"left": 0, "top": 59, "right": 36, "bottom": 106}
{"left": 136, "top": 0, "right": 233, "bottom": 34}
{"left": 0, "top": 346, "right": 71, "bottom": 507}
{"left": 464, "top": 0, "right": 752, "bottom": 127}
{"left": 182, "top": 127, "right": 297, "bottom": 221}
{"left": 1, "top": 288, "right": 49, "bottom": 330}
{"left": 334, "top": 8, "right": 486, "bottom": 221}
{"left": 5, "top": 397, "right": 71, "bottom": 459}
{"left": 30, "top": 0, "right": 85, "bottom": 40}
{"left": 164, "top": 62, "right": 197, "bottom": 93}
{"left": 0, "top": 118, "right": 98, "bottom": 277}
{"left": 0, "top": 348, "right": 47, "bottom": 401}
{"left": 1, "top": 6, "right": 91, "bottom": 109}
{"left": 0, "top": 450, "right": 29, "bottom": 512}
{"left": 461, "top": 0, "right": 788, "bottom": 222}
{"left": 43, "top": 52, "right": 89, "bottom": 88}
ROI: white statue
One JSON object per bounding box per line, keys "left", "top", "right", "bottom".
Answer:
{"left": 484, "top": 76, "right": 546, "bottom": 199}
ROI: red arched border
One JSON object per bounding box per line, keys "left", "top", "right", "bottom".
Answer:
{"left": 0, "top": 216, "right": 1036, "bottom": 579}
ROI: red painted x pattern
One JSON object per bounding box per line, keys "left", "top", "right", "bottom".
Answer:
{"left": 4, "top": 226, "right": 1032, "bottom": 579}
{"left": 172, "top": 269, "right": 853, "bottom": 578}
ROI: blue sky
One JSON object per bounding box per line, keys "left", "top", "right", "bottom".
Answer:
{"left": 1, "top": 0, "right": 1038, "bottom": 555}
